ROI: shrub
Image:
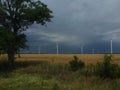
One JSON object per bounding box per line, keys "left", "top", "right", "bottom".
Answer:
{"left": 95, "top": 54, "right": 120, "bottom": 78}
{"left": 69, "top": 56, "right": 85, "bottom": 71}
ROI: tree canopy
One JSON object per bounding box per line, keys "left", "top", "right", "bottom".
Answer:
{"left": 0, "top": 0, "right": 53, "bottom": 65}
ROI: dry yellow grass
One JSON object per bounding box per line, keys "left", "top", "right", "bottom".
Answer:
{"left": 16, "top": 54, "right": 120, "bottom": 65}
{"left": 1, "top": 54, "right": 120, "bottom": 65}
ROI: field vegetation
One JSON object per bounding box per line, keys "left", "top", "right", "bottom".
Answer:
{"left": 1, "top": 54, "right": 120, "bottom": 64}
{"left": 0, "top": 54, "right": 120, "bottom": 90}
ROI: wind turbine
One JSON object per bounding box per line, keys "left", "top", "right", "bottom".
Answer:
{"left": 52, "top": 36, "right": 59, "bottom": 54}
{"left": 81, "top": 45, "right": 84, "bottom": 54}
{"left": 110, "top": 39, "right": 113, "bottom": 54}
{"left": 56, "top": 41, "right": 59, "bottom": 54}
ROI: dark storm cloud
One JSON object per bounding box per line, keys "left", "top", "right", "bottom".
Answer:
{"left": 26, "top": 0, "right": 120, "bottom": 46}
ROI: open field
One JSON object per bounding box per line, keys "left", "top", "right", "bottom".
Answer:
{"left": 1, "top": 54, "right": 120, "bottom": 65}
{"left": 0, "top": 54, "right": 120, "bottom": 90}
{"left": 15, "top": 54, "right": 120, "bottom": 65}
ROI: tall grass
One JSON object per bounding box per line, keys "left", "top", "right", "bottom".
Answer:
{"left": 0, "top": 55, "right": 120, "bottom": 90}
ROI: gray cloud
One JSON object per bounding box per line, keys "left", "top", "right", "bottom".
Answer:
{"left": 26, "top": 0, "right": 120, "bottom": 46}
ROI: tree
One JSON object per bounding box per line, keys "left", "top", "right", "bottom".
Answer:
{"left": 0, "top": 0, "right": 53, "bottom": 65}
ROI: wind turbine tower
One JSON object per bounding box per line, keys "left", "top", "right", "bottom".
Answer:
{"left": 110, "top": 39, "right": 113, "bottom": 54}
{"left": 81, "top": 45, "right": 84, "bottom": 54}
{"left": 56, "top": 42, "right": 59, "bottom": 54}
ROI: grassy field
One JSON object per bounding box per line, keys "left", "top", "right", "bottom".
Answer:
{"left": 15, "top": 54, "right": 120, "bottom": 65}
{"left": 0, "top": 54, "right": 120, "bottom": 90}
{"left": 1, "top": 54, "right": 120, "bottom": 64}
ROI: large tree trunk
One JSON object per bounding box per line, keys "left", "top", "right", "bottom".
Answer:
{"left": 7, "top": 46, "right": 15, "bottom": 66}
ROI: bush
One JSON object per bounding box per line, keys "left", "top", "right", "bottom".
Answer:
{"left": 69, "top": 56, "right": 85, "bottom": 71}
{"left": 95, "top": 54, "right": 120, "bottom": 78}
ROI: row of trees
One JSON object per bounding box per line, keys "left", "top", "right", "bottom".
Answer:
{"left": 0, "top": 0, "right": 53, "bottom": 65}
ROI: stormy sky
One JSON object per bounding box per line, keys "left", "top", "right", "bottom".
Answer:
{"left": 25, "top": 0, "right": 120, "bottom": 50}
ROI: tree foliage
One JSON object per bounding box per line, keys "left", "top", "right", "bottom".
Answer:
{"left": 0, "top": 0, "right": 53, "bottom": 65}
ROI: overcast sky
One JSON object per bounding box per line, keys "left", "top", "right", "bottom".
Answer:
{"left": 26, "top": 0, "right": 120, "bottom": 46}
